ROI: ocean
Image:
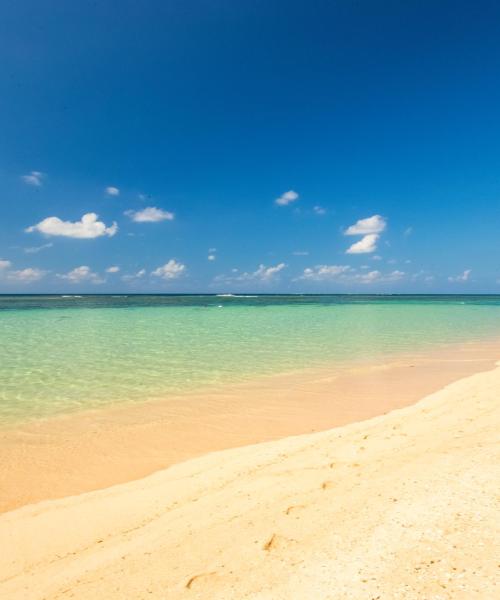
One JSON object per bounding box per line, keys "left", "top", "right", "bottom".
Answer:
{"left": 1, "top": 294, "right": 500, "bottom": 423}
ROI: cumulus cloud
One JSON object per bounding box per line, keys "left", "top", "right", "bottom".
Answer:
{"left": 298, "top": 265, "right": 351, "bottom": 281}
{"left": 125, "top": 207, "right": 175, "bottom": 223}
{"left": 214, "top": 263, "right": 286, "bottom": 285}
{"left": 208, "top": 254, "right": 216, "bottom": 261}
{"left": 275, "top": 190, "right": 299, "bottom": 206}
{"left": 26, "top": 213, "right": 118, "bottom": 239}
{"left": 152, "top": 259, "right": 186, "bottom": 280}
{"left": 24, "top": 243, "right": 53, "bottom": 254}
{"left": 105, "top": 186, "right": 120, "bottom": 196}
{"left": 346, "top": 233, "right": 379, "bottom": 254}
{"left": 57, "top": 266, "right": 104, "bottom": 284}
{"left": 297, "top": 264, "right": 405, "bottom": 285}
{"left": 106, "top": 266, "right": 120, "bottom": 273}
{"left": 345, "top": 215, "right": 386, "bottom": 236}
{"left": 7, "top": 268, "right": 46, "bottom": 283}
{"left": 448, "top": 269, "right": 471, "bottom": 283}
{"left": 21, "top": 171, "right": 44, "bottom": 186}
{"left": 247, "top": 263, "right": 286, "bottom": 281}
{"left": 0, "top": 260, "right": 45, "bottom": 283}
{"left": 313, "top": 206, "right": 326, "bottom": 215}
{"left": 352, "top": 269, "right": 405, "bottom": 284}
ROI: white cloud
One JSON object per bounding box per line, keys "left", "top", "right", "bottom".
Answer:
{"left": 57, "top": 265, "right": 104, "bottom": 284}
{"left": 125, "top": 207, "right": 175, "bottom": 223}
{"left": 345, "top": 215, "right": 386, "bottom": 236}
{"left": 297, "top": 265, "right": 405, "bottom": 285}
{"left": 121, "top": 268, "right": 146, "bottom": 282}
{"left": 7, "top": 267, "right": 45, "bottom": 283}
{"left": 298, "top": 265, "right": 351, "bottom": 281}
{"left": 247, "top": 263, "right": 286, "bottom": 281}
{"left": 214, "top": 263, "right": 286, "bottom": 285}
{"left": 105, "top": 186, "right": 120, "bottom": 196}
{"left": 448, "top": 269, "right": 471, "bottom": 283}
{"left": 404, "top": 227, "right": 413, "bottom": 237}
{"left": 292, "top": 250, "right": 309, "bottom": 256}
{"left": 346, "top": 233, "right": 379, "bottom": 254}
{"left": 21, "top": 171, "right": 44, "bottom": 187}
{"left": 353, "top": 269, "right": 405, "bottom": 284}
{"left": 208, "top": 254, "right": 216, "bottom": 261}
{"left": 313, "top": 206, "right": 326, "bottom": 215}
{"left": 275, "top": 190, "right": 299, "bottom": 206}
{"left": 152, "top": 259, "right": 186, "bottom": 280}
{"left": 24, "top": 243, "right": 53, "bottom": 254}
{"left": 0, "top": 259, "right": 12, "bottom": 269}
{"left": 106, "top": 266, "right": 120, "bottom": 273}
{"left": 26, "top": 213, "right": 118, "bottom": 239}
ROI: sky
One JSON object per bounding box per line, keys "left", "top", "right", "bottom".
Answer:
{"left": 1, "top": 0, "right": 500, "bottom": 293}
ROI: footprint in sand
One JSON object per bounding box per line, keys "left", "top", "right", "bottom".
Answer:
{"left": 284, "top": 504, "right": 306, "bottom": 515}
{"left": 185, "top": 571, "right": 218, "bottom": 590}
{"left": 262, "top": 533, "right": 296, "bottom": 552}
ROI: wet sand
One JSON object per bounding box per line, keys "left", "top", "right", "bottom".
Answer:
{"left": 1, "top": 338, "right": 500, "bottom": 513}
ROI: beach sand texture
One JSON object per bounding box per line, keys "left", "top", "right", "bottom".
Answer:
{"left": 1, "top": 361, "right": 499, "bottom": 598}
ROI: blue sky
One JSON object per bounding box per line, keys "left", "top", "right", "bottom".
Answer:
{"left": 1, "top": 0, "right": 500, "bottom": 293}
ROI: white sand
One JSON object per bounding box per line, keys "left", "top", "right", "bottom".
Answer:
{"left": 1, "top": 363, "right": 499, "bottom": 599}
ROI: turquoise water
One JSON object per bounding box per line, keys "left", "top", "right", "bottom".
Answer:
{"left": 1, "top": 294, "right": 500, "bottom": 423}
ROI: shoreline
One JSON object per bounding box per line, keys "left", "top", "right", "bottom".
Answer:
{"left": 1, "top": 337, "right": 500, "bottom": 513}
{"left": 0, "top": 351, "right": 498, "bottom": 598}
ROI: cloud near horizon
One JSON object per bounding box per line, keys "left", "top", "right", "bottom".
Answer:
{"left": 214, "top": 262, "right": 287, "bottom": 285}
{"left": 297, "top": 264, "right": 405, "bottom": 285}
{"left": 57, "top": 265, "right": 104, "bottom": 284}
{"left": 299, "top": 265, "right": 351, "bottom": 281}
{"left": 26, "top": 213, "right": 118, "bottom": 239}
{"left": 152, "top": 259, "right": 186, "bottom": 280}
{"left": 121, "top": 269, "right": 146, "bottom": 282}
{"left": 7, "top": 267, "right": 46, "bottom": 283}
{"left": 448, "top": 269, "right": 471, "bottom": 283}
{"left": 0, "top": 260, "right": 46, "bottom": 283}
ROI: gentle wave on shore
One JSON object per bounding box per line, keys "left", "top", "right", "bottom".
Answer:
{"left": 2, "top": 294, "right": 500, "bottom": 422}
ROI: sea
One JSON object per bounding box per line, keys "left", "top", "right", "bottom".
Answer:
{"left": 1, "top": 294, "right": 500, "bottom": 423}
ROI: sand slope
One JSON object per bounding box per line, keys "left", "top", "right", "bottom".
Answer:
{"left": 1, "top": 364, "right": 499, "bottom": 599}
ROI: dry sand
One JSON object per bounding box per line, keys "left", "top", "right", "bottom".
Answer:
{"left": 1, "top": 358, "right": 499, "bottom": 598}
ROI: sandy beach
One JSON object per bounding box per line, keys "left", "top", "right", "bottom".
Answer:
{"left": 1, "top": 354, "right": 499, "bottom": 598}
{"left": 1, "top": 339, "right": 499, "bottom": 513}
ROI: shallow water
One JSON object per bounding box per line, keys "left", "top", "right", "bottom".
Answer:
{"left": 1, "top": 294, "right": 500, "bottom": 422}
